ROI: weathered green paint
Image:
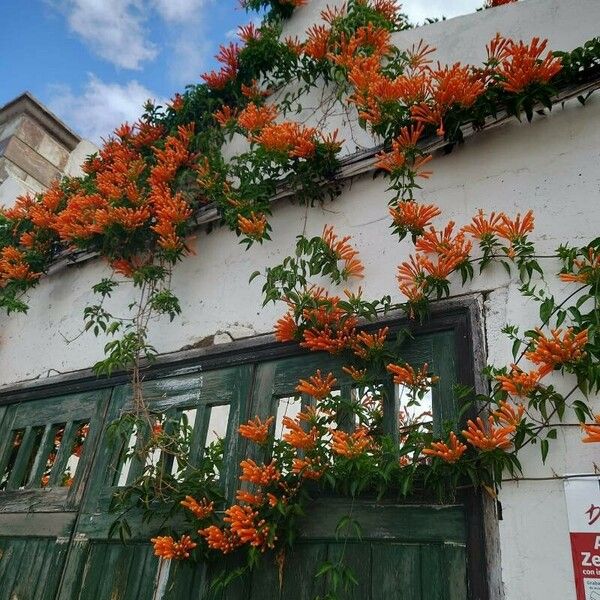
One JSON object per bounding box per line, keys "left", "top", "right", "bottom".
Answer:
{"left": 0, "top": 328, "right": 470, "bottom": 599}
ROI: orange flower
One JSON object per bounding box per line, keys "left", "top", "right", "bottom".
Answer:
{"left": 224, "top": 505, "right": 257, "bottom": 542}
{"left": 239, "top": 459, "right": 280, "bottom": 486}
{"left": 301, "top": 319, "right": 357, "bottom": 354}
{"left": 386, "top": 362, "right": 438, "bottom": 390}
{"left": 292, "top": 457, "right": 325, "bottom": 480}
{"left": 406, "top": 40, "right": 436, "bottom": 71}
{"left": 236, "top": 490, "right": 264, "bottom": 505}
{"left": 582, "top": 415, "right": 600, "bottom": 443}
{"left": 389, "top": 202, "right": 441, "bottom": 236}
{"left": 462, "top": 416, "right": 515, "bottom": 451}
{"left": 169, "top": 93, "right": 184, "bottom": 112}
{"left": 237, "top": 103, "right": 278, "bottom": 132}
{"left": 495, "top": 365, "right": 543, "bottom": 396}
{"left": 396, "top": 255, "right": 427, "bottom": 302}
{"left": 296, "top": 370, "right": 337, "bottom": 399}
{"left": 420, "top": 253, "right": 467, "bottom": 281}
{"left": 525, "top": 328, "right": 588, "bottom": 375}
{"left": 238, "top": 22, "right": 260, "bottom": 43}
{"left": 199, "top": 525, "right": 241, "bottom": 553}
{"left": 492, "top": 400, "right": 525, "bottom": 427}
{"left": 342, "top": 365, "right": 368, "bottom": 382}
{"left": 180, "top": 496, "right": 214, "bottom": 519}
{"left": 151, "top": 535, "right": 197, "bottom": 560}
{"left": 0, "top": 246, "right": 40, "bottom": 284}
{"left": 238, "top": 212, "right": 268, "bottom": 239}
{"left": 238, "top": 416, "right": 274, "bottom": 444}
{"left": 214, "top": 105, "right": 237, "bottom": 127}
{"left": 559, "top": 248, "right": 600, "bottom": 285}
{"left": 322, "top": 225, "right": 364, "bottom": 279}
{"left": 352, "top": 327, "right": 389, "bottom": 359}
{"left": 274, "top": 312, "right": 297, "bottom": 342}
{"left": 462, "top": 209, "right": 504, "bottom": 240}
{"left": 497, "top": 37, "right": 562, "bottom": 93}
{"left": 224, "top": 504, "right": 275, "bottom": 550}
{"left": 416, "top": 223, "right": 472, "bottom": 263}
{"left": 282, "top": 417, "right": 318, "bottom": 450}
{"left": 254, "top": 121, "right": 317, "bottom": 158}
{"left": 304, "top": 24, "right": 331, "bottom": 60}
{"left": 422, "top": 432, "right": 467, "bottom": 463}
{"left": 331, "top": 426, "right": 373, "bottom": 458}
{"left": 494, "top": 210, "right": 534, "bottom": 242}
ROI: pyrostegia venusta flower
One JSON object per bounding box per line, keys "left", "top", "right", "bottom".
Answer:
{"left": 342, "top": 365, "right": 368, "bottom": 382}
{"left": 525, "top": 328, "right": 588, "bottom": 375}
{"left": 397, "top": 255, "right": 427, "bottom": 302}
{"left": 151, "top": 535, "right": 197, "bottom": 560}
{"left": 582, "top": 415, "right": 600, "bottom": 443}
{"left": 282, "top": 417, "right": 318, "bottom": 450}
{"left": 495, "top": 365, "right": 543, "bottom": 396}
{"left": 497, "top": 37, "right": 562, "bottom": 93}
{"left": 239, "top": 459, "right": 280, "bottom": 486}
{"left": 331, "top": 426, "right": 373, "bottom": 458}
{"left": 199, "top": 526, "right": 241, "bottom": 553}
{"left": 389, "top": 202, "right": 441, "bottom": 237}
{"left": 560, "top": 248, "right": 600, "bottom": 285}
{"left": 462, "top": 416, "right": 515, "bottom": 451}
{"left": 322, "top": 225, "right": 364, "bottom": 279}
{"left": 495, "top": 210, "right": 535, "bottom": 242}
{"left": 238, "top": 416, "right": 274, "bottom": 444}
{"left": 237, "top": 212, "right": 268, "bottom": 239}
{"left": 180, "top": 496, "right": 214, "bottom": 519}
{"left": 274, "top": 312, "right": 297, "bottom": 342}
{"left": 352, "top": 327, "right": 389, "bottom": 359}
{"left": 493, "top": 400, "right": 525, "bottom": 427}
{"left": 237, "top": 103, "right": 277, "bottom": 132}
{"left": 292, "top": 457, "right": 325, "bottom": 480}
{"left": 236, "top": 490, "right": 264, "bottom": 505}
{"left": 462, "top": 209, "right": 504, "bottom": 240}
{"left": 296, "top": 370, "right": 337, "bottom": 399}
{"left": 214, "top": 105, "right": 237, "bottom": 127}
{"left": 416, "top": 223, "right": 473, "bottom": 263}
{"left": 422, "top": 432, "right": 467, "bottom": 463}
{"left": 386, "top": 362, "right": 438, "bottom": 390}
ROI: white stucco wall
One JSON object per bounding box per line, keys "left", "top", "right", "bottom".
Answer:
{"left": 1, "top": 1, "right": 599, "bottom": 598}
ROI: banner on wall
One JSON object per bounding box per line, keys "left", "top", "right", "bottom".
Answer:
{"left": 564, "top": 475, "right": 600, "bottom": 600}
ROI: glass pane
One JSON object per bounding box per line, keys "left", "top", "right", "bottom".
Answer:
{"left": 397, "top": 384, "right": 433, "bottom": 432}
{"left": 59, "top": 421, "right": 90, "bottom": 487}
{"left": 117, "top": 424, "right": 138, "bottom": 487}
{"left": 41, "top": 423, "right": 67, "bottom": 488}
{"left": 205, "top": 404, "right": 230, "bottom": 446}
{"left": 274, "top": 396, "right": 302, "bottom": 439}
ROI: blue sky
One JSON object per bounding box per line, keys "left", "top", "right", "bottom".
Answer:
{"left": 0, "top": 0, "right": 481, "bottom": 144}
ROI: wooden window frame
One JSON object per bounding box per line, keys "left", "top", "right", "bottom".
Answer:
{"left": 0, "top": 295, "right": 501, "bottom": 600}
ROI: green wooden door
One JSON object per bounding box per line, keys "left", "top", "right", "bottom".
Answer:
{"left": 0, "top": 326, "right": 473, "bottom": 600}
{"left": 0, "top": 389, "right": 111, "bottom": 600}
{"left": 54, "top": 364, "right": 255, "bottom": 600}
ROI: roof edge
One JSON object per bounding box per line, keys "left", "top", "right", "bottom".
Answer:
{"left": 0, "top": 92, "right": 81, "bottom": 151}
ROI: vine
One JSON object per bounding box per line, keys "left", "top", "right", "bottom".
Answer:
{"left": 0, "top": 0, "right": 600, "bottom": 595}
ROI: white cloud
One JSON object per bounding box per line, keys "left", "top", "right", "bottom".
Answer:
{"left": 49, "top": 0, "right": 157, "bottom": 70}
{"left": 48, "top": 75, "right": 166, "bottom": 143}
{"left": 402, "top": 0, "right": 482, "bottom": 24}
{"left": 152, "top": 0, "right": 205, "bottom": 22}
{"left": 168, "top": 35, "right": 212, "bottom": 86}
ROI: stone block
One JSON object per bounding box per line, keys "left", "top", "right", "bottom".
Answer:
{"left": 1, "top": 136, "right": 61, "bottom": 188}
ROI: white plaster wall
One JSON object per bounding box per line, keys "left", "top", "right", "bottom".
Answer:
{"left": 0, "top": 1, "right": 599, "bottom": 598}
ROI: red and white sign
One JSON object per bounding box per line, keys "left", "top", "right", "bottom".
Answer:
{"left": 564, "top": 476, "right": 600, "bottom": 600}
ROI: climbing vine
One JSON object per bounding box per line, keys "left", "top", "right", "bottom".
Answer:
{"left": 1, "top": 0, "right": 600, "bottom": 596}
